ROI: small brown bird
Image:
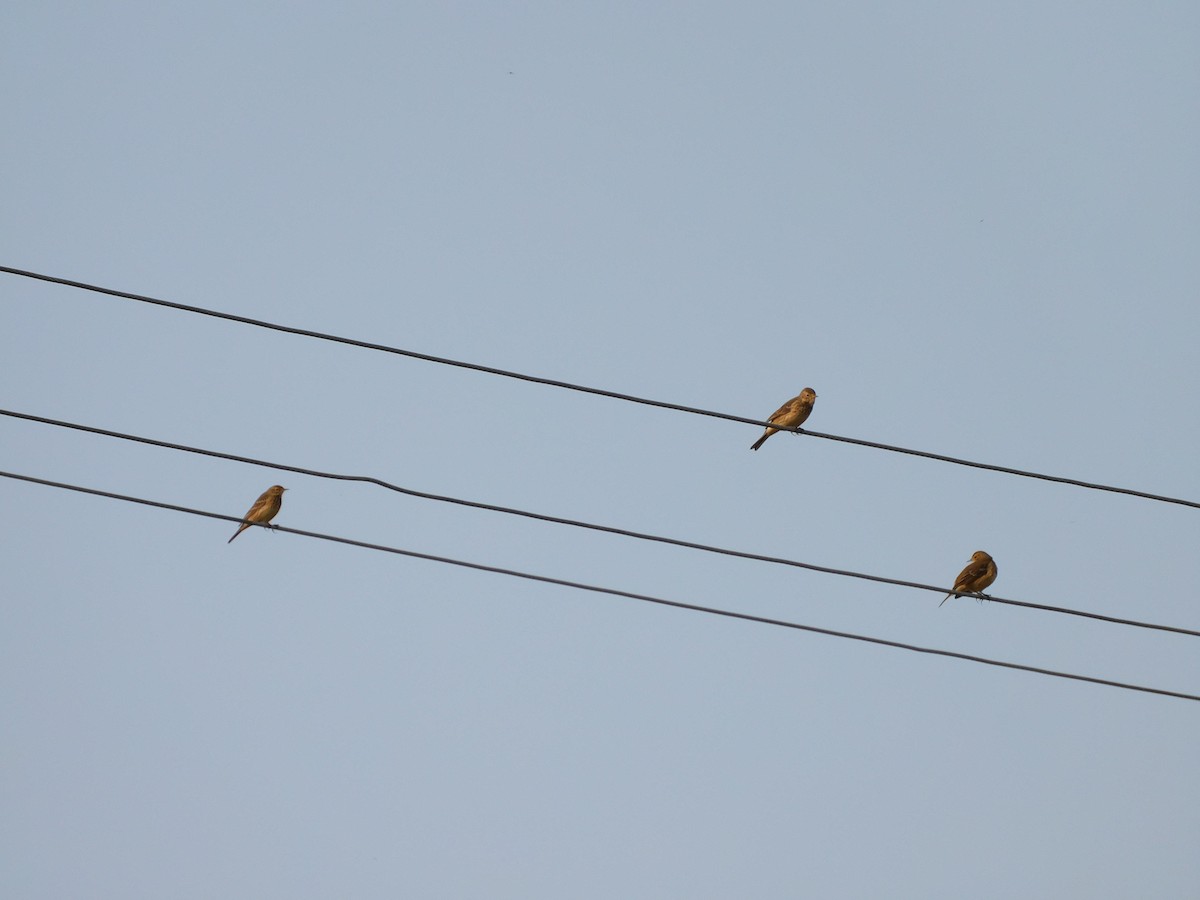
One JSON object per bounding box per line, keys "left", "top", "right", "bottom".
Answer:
{"left": 751, "top": 388, "right": 817, "bottom": 451}
{"left": 227, "top": 485, "right": 287, "bottom": 543}
{"left": 940, "top": 551, "right": 998, "bottom": 606}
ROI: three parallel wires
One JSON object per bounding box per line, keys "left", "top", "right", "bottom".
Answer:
{"left": 3, "top": 266, "right": 1197, "bottom": 702}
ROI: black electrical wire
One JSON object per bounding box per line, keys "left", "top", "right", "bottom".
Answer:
{"left": 3, "top": 264, "right": 1196, "bottom": 511}
{"left": 5, "top": 406, "right": 1197, "bottom": 639}
{"left": 2, "top": 468, "right": 1195, "bottom": 703}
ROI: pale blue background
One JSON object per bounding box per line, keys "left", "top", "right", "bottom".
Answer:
{"left": 3, "top": 3, "right": 1198, "bottom": 897}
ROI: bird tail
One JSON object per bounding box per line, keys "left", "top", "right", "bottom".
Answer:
{"left": 939, "top": 592, "right": 954, "bottom": 607}
{"left": 751, "top": 431, "right": 771, "bottom": 451}
{"left": 228, "top": 524, "right": 248, "bottom": 544}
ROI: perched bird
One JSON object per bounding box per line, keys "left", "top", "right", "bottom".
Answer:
{"left": 940, "top": 551, "right": 998, "bottom": 606}
{"left": 751, "top": 388, "right": 817, "bottom": 451}
{"left": 227, "top": 485, "right": 287, "bottom": 544}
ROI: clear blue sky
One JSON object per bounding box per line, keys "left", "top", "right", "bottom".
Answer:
{"left": 3, "top": 3, "right": 1198, "bottom": 897}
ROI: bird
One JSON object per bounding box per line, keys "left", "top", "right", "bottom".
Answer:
{"left": 227, "top": 485, "right": 287, "bottom": 543}
{"left": 940, "top": 551, "right": 998, "bottom": 606}
{"left": 751, "top": 388, "right": 817, "bottom": 451}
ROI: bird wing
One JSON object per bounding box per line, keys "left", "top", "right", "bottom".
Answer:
{"left": 768, "top": 398, "right": 800, "bottom": 424}
{"left": 766, "top": 403, "right": 789, "bottom": 424}
{"left": 951, "top": 561, "right": 978, "bottom": 589}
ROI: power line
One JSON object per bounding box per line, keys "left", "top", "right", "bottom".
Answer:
{"left": 5, "top": 406, "right": 1199, "bottom": 640}
{"left": 4, "top": 264, "right": 1196, "bottom": 512}
{"left": 3, "top": 467, "right": 1195, "bottom": 704}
